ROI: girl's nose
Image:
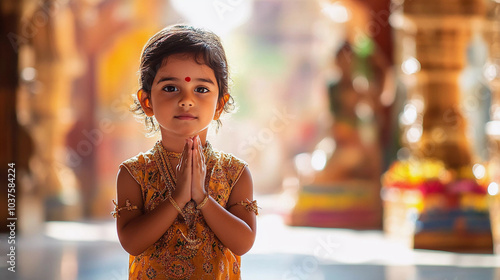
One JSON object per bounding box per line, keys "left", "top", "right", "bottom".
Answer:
{"left": 180, "top": 101, "right": 193, "bottom": 107}
{"left": 179, "top": 93, "right": 194, "bottom": 107}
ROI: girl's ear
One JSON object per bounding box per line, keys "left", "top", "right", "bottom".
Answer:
{"left": 137, "top": 89, "right": 154, "bottom": 117}
{"left": 214, "top": 94, "right": 230, "bottom": 120}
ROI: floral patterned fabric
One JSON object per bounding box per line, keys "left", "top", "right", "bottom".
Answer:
{"left": 120, "top": 142, "right": 247, "bottom": 279}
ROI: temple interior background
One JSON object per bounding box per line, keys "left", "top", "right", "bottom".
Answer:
{"left": 2, "top": 0, "right": 500, "bottom": 279}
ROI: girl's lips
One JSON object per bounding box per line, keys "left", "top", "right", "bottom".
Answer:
{"left": 175, "top": 115, "right": 197, "bottom": 120}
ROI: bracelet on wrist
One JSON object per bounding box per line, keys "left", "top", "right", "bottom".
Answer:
{"left": 168, "top": 195, "right": 185, "bottom": 217}
{"left": 196, "top": 195, "right": 209, "bottom": 210}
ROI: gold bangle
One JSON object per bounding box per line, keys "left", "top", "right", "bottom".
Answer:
{"left": 196, "top": 195, "right": 209, "bottom": 210}
{"left": 168, "top": 195, "right": 184, "bottom": 216}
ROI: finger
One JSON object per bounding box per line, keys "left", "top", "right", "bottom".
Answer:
{"left": 180, "top": 139, "right": 188, "bottom": 161}
{"left": 196, "top": 139, "right": 202, "bottom": 164}
{"left": 195, "top": 137, "right": 203, "bottom": 164}
{"left": 196, "top": 136, "right": 201, "bottom": 152}
{"left": 195, "top": 137, "right": 201, "bottom": 163}
{"left": 193, "top": 146, "right": 199, "bottom": 170}
{"left": 192, "top": 136, "right": 197, "bottom": 153}
{"left": 184, "top": 138, "right": 191, "bottom": 155}
{"left": 177, "top": 139, "right": 189, "bottom": 171}
{"left": 197, "top": 136, "right": 205, "bottom": 164}
{"left": 176, "top": 156, "right": 182, "bottom": 173}
{"left": 195, "top": 136, "right": 200, "bottom": 153}
{"left": 199, "top": 148, "right": 205, "bottom": 165}
{"left": 188, "top": 138, "right": 194, "bottom": 150}
{"left": 186, "top": 138, "right": 193, "bottom": 167}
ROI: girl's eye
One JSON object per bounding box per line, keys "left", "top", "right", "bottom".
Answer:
{"left": 195, "top": 87, "right": 209, "bottom": 94}
{"left": 163, "top": 85, "right": 178, "bottom": 92}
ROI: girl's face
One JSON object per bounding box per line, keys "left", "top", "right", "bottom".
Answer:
{"left": 148, "top": 53, "right": 220, "bottom": 139}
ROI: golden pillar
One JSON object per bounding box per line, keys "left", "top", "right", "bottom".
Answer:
{"left": 17, "top": 0, "right": 83, "bottom": 225}
{"left": 393, "top": 2, "right": 485, "bottom": 167}
{"left": 485, "top": 0, "right": 500, "bottom": 254}
{"left": 384, "top": 0, "right": 492, "bottom": 252}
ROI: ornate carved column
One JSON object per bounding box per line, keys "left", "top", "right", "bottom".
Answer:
{"left": 383, "top": 0, "right": 492, "bottom": 252}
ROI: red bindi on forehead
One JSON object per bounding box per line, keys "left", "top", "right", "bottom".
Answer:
{"left": 185, "top": 76, "right": 191, "bottom": 82}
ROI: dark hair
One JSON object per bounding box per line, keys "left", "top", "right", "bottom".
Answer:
{"left": 132, "top": 24, "right": 234, "bottom": 134}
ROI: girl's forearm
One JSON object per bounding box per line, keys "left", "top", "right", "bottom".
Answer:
{"left": 200, "top": 196, "right": 256, "bottom": 255}
{"left": 118, "top": 200, "right": 183, "bottom": 256}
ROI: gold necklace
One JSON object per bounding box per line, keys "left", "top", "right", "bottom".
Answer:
{"left": 165, "top": 151, "right": 181, "bottom": 159}
{"left": 154, "top": 143, "right": 175, "bottom": 194}
{"left": 164, "top": 156, "right": 177, "bottom": 185}
{"left": 153, "top": 141, "right": 214, "bottom": 248}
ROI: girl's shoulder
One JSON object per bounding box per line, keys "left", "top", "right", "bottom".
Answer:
{"left": 119, "top": 148, "right": 157, "bottom": 185}
{"left": 211, "top": 147, "right": 247, "bottom": 168}
{"left": 210, "top": 148, "right": 248, "bottom": 188}
{"left": 121, "top": 147, "right": 156, "bottom": 168}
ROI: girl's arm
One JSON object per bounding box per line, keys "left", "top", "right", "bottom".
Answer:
{"left": 116, "top": 141, "right": 193, "bottom": 256}
{"left": 197, "top": 166, "right": 257, "bottom": 256}
{"left": 115, "top": 168, "right": 184, "bottom": 256}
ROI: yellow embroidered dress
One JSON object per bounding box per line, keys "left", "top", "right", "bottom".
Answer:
{"left": 120, "top": 141, "right": 247, "bottom": 279}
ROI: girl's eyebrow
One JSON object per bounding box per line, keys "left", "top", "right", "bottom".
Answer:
{"left": 195, "top": 78, "right": 216, "bottom": 85}
{"left": 156, "top": 76, "right": 215, "bottom": 85}
{"left": 156, "top": 77, "right": 179, "bottom": 84}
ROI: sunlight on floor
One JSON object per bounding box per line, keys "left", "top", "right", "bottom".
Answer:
{"left": 45, "top": 221, "right": 118, "bottom": 242}
{"left": 1, "top": 213, "right": 499, "bottom": 280}
{"left": 253, "top": 214, "right": 500, "bottom": 267}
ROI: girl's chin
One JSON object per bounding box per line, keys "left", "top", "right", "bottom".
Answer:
{"left": 160, "top": 129, "right": 207, "bottom": 139}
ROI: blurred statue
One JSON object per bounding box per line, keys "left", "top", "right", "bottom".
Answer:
{"left": 290, "top": 0, "right": 394, "bottom": 229}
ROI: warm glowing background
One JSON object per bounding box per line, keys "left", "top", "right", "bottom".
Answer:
{"left": 2, "top": 0, "right": 500, "bottom": 279}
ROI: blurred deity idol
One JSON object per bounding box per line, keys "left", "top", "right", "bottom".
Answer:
{"left": 289, "top": 0, "right": 395, "bottom": 229}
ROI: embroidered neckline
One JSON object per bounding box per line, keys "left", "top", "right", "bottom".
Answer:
{"left": 154, "top": 140, "right": 214, "bottom": 160}
{"left": 152, "top": 140, "right": 214, "bottom": 186}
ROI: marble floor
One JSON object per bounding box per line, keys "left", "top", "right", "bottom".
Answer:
{"left": 1, "top": 213, "right": 499, "bottom": 280}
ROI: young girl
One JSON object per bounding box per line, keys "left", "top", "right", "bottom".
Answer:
{"left": 112, "top": 24, "right": 258, "bottom": 279}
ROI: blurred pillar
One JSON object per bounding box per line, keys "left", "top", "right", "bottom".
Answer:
{"left": 485, "top": 0, "right": 500, "bottom": 254}
{"left": 18, "top": 0, "right": 83, "bottom": 222}
{"left": 393, "top": 3, "right": 481, "bottom": 167}
{"left": 66, "top": 0, "right": 131, "bottom": 218}
{"left": 384, "top": 0, "right": 492, "bottom": 252}
{"left": 92, "top": 0, "right": 166, "bottom": 218}
{"left": 0, "top": 0, "right": 33, "bottom": 233}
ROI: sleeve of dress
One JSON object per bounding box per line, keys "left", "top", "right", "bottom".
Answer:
{"left": 111, "top": 153, "right": 148, "bottom": 218}
{"left": 224, "top": 153, "right": 248, "bottom": 190}
{"left": 222, "top": 153, "right": 260, "bottom": 215}
{"left": 119, "top": 153, "right": 147, "bottom": 187}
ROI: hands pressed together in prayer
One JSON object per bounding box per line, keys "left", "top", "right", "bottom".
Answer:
{"left": 172, "top": 135, "right": 207, "bottom": 207}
